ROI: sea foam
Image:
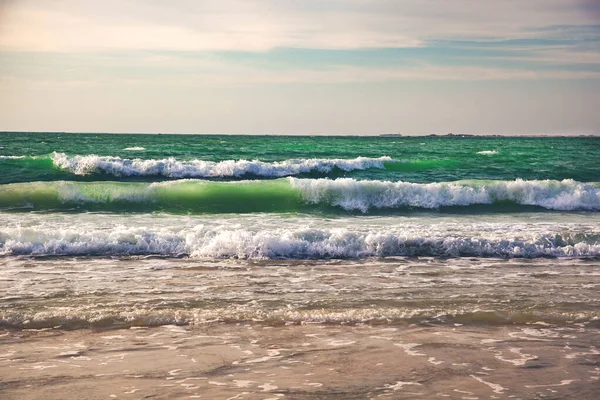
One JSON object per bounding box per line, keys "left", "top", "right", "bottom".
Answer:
{"left": 51, "top": 153, "right": 393, "bottom": 178}
{"left": 290, "top": 178, "right": 600, "bottom": 212}
{"left": 0, "top": 155, "right": 27, "bottom": 160}
{"left": 0, "top": 224, "right": 598, "bottom": 258}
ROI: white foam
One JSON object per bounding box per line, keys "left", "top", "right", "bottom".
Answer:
{"left": 492, "top": 347, "right": 538, "bottom": 366}
{"left": 290, "top": 178, "right": 600, "bottom": 212}
{"left": 51, "top": 153, "right": 393, "bottom": 178}
{"left": 0, "top": 155, "right": 26, "bottom": 160}
{"left": 477, "top": 150, "right": 498, "bottom": 155}
{"left": 123, "top": 147, "right": 146, "bottom": 151}
{"left": 394, "top": 343, "right": 426, "bottom": 356}
{"left": 525, "top": 380, "right": 578, "bottom": 388}
{"left": 470, "top": 375, "right": 506, "bottom": 394}
{"left": 1, "top": 222, "right": 598, "bottom": 259}
{"left": 384, "top": 381, "right": 422, "bottom": 391}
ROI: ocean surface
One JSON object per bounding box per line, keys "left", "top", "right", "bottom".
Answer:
{"left": 0, "top": 133, "right": 599, "bottom": 329}
{"left": 2, "top": 133, "right": 600, "bottom": 398}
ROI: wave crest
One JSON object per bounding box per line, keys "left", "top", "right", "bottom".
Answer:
{"left": 51, "top": 153, "right": 393, "bottom": 178}
{"left": 1, "top": 224, "right": 598, "bottom": 259}
{"left": 0, "top": 155, "right": 27, "bottom": 160}
{"left": 1, "top": 178, "right": 598, "bottom": 213}
{"left": 291, "top": 178, "right": 600, "bottom": 212}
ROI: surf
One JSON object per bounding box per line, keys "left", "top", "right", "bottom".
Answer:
{"left": 1, "top": 222, "right": 598, "bottom": 258}
{"left": 0, "top": 178, "right": 599, "bottom": 213}
{"left": 51, "top": 153, "right": 396, "bottom": 178}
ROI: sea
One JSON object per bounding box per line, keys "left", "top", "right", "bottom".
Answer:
{"left": 1, "top": 132, "right": 599, "bottom": 399}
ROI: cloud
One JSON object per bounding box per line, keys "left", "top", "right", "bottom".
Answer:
{"left": 0, "top": 1, "right": 597, "bottom": 89}
{"left": 0, "top": 0, "right": 598, "bottom": 52}
{"left": 2, "top": 51, "right": 598, "bottom": 91}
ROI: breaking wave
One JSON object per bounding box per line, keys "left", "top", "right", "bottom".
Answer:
{"left": 291, "top": 178, "right": 600, "bottom": 212}
{"left": 0, "top": 178, "right": 598, "bottom": 213}
{"left": 1, "top": 224, "right": 598, "bottom": 259}
{"left": 51, "top": 153, "right": 394, "bottom": 178}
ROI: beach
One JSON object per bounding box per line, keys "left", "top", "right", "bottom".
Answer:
{"left": 1, "top": 256, "right": 599, "bottom": 399}
{"left": 2, "top": 322, "right": 599, "bottom": 400}
{"left": 1, "top": 133, "right": 599, "bottom": 398}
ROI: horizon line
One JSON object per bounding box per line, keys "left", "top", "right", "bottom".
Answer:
{"left": 0, "top": 130, "right": 599, "bottom": 137}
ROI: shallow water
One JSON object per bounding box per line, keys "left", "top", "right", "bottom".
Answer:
{"left": 1, "top": 321, "right": 599, "bottom": 399}
{"left": 1, "top": 255, "right": 599, "bottom": 329}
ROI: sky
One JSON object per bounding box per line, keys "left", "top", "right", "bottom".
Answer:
{"left": 1, "top": 0, "right": 599, "bottom": 135}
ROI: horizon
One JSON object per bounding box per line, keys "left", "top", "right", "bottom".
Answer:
{"left": 1, "top": 130, "right": 599, "bottom": 137}
{"left": 1, "top": 1, "right": 600, "bottom": 135}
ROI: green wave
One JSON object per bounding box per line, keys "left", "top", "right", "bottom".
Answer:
{"left": 0, "top": 155, "right": 55, "bottom": 170}
{"left": 1, "top": 178, "right": 599, "bottom": 214}
{"left": 0, "top": 179, "right": 304, "bottom": 213}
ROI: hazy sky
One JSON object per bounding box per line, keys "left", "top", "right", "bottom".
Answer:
{"left": 1, "top": 0, "right": 599, "bottom": 135}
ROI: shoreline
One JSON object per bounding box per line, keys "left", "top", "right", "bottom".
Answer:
{"left": 2, "top": 322, "right": 599, "bottom": 399}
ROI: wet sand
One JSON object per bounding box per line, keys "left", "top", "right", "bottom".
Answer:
{"left": 2, "top": 322, "right": 599, "bottom": 399}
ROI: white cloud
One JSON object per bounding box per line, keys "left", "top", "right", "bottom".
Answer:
{"left": 0, "top": 0, "right": 597, "bottom": 52}
{"left": 3, "top": 53, "right": 598, "bottom": 91}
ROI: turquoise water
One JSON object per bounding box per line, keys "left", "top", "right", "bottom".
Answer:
{"left": 0, "top": 132, "right": 599, "bottom": 258}
{"left": 0, "top": 133, "right": 599, "bottom": 214}
{"left": 1, "top": 133, "right": 599, "bottom": 184}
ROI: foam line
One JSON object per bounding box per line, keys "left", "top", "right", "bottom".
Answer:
{"left": 51, "top": 153, "right": 393, "bottom": 178}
